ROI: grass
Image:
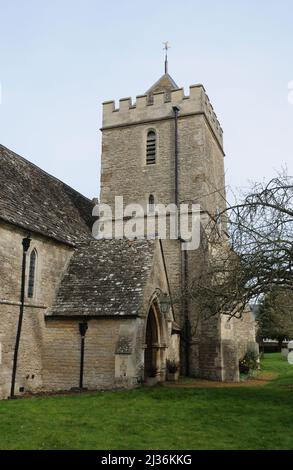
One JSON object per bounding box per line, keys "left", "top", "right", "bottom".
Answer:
{"left": 0, "top": 353, "right": 293, "bottom": 450}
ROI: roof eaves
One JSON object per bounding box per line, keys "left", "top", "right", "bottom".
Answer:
{"left": 0, "top": 214, "right": 77, "bottom": 247}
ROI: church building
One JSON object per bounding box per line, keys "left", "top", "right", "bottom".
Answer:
{"left": 0, "top": 66, "right": 256, "bottom": 399}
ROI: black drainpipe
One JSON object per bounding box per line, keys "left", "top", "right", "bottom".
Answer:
{"left": 10, "top": 235, "right": 31, "bottom": 399}
{"left": 183, "top": 249, "right": 190, "bottom": 376}
{"left": 172, "top": 105, "right": 190, "bottom": 376}
{"left": 79, "top": 320, "right": 88, "bottom": 389}
{"left": 172, "top": 105, "right": 180, "bottom": 209}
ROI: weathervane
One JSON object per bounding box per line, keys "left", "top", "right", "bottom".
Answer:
{"left": 163, "top": 41, "right": 170, "bottom": 74}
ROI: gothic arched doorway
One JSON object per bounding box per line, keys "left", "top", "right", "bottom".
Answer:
{"left": 144, "top": 305, "right": 159, "bottom": 380}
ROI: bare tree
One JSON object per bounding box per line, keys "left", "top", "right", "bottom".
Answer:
{"left": 190, "top": 172, "right": 293, "bottom": 319}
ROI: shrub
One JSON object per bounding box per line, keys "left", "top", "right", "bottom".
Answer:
{"left": 166, "top": 359, "right": 179, "bottom": 373}
{"left": 239, "top": 357, "right": 250, "bottom": 374}
{"left": 239, "top": 349, "right": 259, "bottom": 375}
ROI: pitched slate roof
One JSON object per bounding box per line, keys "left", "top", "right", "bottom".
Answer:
{"left": 47, "top": 239, "right": 155, "bottom": 318}
{"left": 0, "top": 145, "right": 93, "bottom": 245}
{"left": 146, "top": 73, "right": 179, "bottom": 95}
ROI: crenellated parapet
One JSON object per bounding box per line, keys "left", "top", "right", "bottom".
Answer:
{"left": 102, "top": 84, "right": 223, "bottom": 147}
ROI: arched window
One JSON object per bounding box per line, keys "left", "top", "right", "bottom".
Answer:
{"left": 146, "top": 130, "right": 156, "bottom": 165}
{"left": 28, "top": 249, "right": 37, "bottom": 298}
{"left": 148, "top": 194, "right": 155, "bottom": 213}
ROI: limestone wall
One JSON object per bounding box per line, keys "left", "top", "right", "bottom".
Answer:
{"left": 202, "top": 121, "right": 227, "bottom": 216}
{"left": 0, "top": 221, "right": 73, "bottom": 398}
{"left": 100, "top": 114, "right": 225, "bottom": 216}
{"left": 101, "top": 119, "right": 176, "bottom": 208}
{"left": 0, "top": 223, "right": 180, "bottom": 398}
{"left": 232, "top": 309, "right": 257, "bottom": 360}
{"left": 102, "top": 85, "right": 223, "bottom": 146}
{"left": 42, "top": 318, "right": 137, "bottom": 391}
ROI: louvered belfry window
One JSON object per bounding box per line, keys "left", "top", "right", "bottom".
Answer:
{"left": 146, "top": 131, "right": 156, "bottom": 165}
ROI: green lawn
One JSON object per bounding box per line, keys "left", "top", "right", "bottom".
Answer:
{"left": 0, "top": 353, "right": 293, "bottom": 450}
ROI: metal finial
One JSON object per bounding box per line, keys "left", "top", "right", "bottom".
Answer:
{"left": 163, "top": 41, "right": 170, "bottom": 74}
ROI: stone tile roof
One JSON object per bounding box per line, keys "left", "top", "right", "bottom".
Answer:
{"left": 47, "top": 239, "right": 155, "bottom": 318}
{"left": 0, "top": 145, "right": 93, "bottom": 245}
{"left": 146, "top": 73, "right": 179, "bottom": 95}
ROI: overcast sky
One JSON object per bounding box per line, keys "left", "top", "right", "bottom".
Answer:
{"left": 0, "top": 0, "right": 292, "bottom": 200}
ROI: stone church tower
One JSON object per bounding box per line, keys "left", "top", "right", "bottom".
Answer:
{"left": 0, "top": 65, "right": 257, "bottom": 399}
{"left": 100, "top": 68, "right": 256, "bottom": 381}
{"left": 101, "top": 73, "right": 225, "bottom": 213}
